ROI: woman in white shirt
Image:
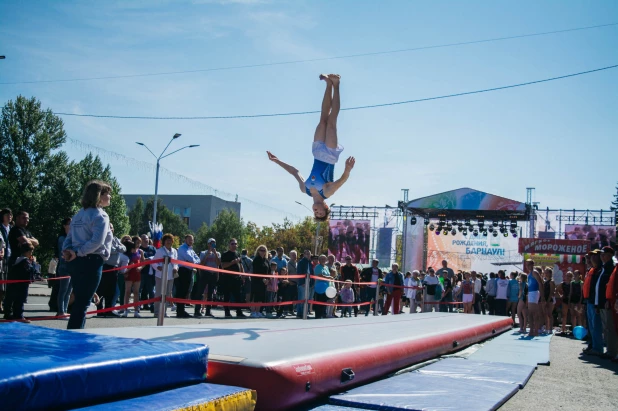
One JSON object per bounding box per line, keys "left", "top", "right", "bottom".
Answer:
{"left": 405, "top": 270, "right": 421, "bottom": 314}
{"left": 153, "top": 234, "right": 178, "bottom": 318}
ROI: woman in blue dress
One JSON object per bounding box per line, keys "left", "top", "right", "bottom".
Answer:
{"left": 267, "top": 74, "right": 355, "bottom": 221}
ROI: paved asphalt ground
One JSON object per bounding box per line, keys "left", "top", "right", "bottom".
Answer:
{"left": 8, "top": 283, "right": 618, "bottom": 410}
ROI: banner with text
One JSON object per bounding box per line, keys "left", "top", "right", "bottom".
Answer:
{"left": 427, "top": 230, "right": 519, "bottom": 273}
{"left": 518, "top": 238, "right": 590, "bottom": 255}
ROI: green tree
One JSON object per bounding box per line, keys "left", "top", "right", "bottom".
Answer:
{"left": 194, "top": 222, "right": 210, "bottom": 252}
{"left": 0, "top": 96, "right": 130, "bottom": 265}
{"left": 128, "top": 197, "right": 145, "bottom": 235}
{"left": 205, "top": 209, "right": 245, "bottom": 251}
{"left": 142, "top": 197, "right": 190, "bottom": 238}
{"left": 1, "top": 96, "right": 77, "bottom": 264}
{"left": 74, "top": 153, "right": 130, "bottom": 236}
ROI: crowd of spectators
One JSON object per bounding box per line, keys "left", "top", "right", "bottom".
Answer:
{"left": 1, "top": 192, "right": 617, "bottom": 361}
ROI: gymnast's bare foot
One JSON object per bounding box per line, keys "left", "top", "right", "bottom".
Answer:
{"left": 328, "top": 74, "right": 340, "bottom": 86}
{"left": 319, "top": 73, "right": 330, "bottom": 81}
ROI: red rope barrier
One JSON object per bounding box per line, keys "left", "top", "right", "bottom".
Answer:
{"left": 171, "top": 259, "right": 306, "bottom": 279}
{"left": 309, "top": 300, "right": 372, "bottom": 307}
{"left": 102, "top": 258, "right": 164, "bottom": 272}
{"left": 0, "top": 297, "right": 162, "bottom": 322}
{"left": 0, "top": 276, "right": 70, "bottom": 285}
{"left": 0, "top": 259, "right": 165, "bottom": 284}
{"left": 167, "top": 297, "right": 305, "bottom": 308}
{"left": 309, "top": 275, "right": 377, "bottom": 287}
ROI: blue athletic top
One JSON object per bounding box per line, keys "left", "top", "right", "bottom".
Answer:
{"left": 528, "top": 273, "right": 539, "bottom": 292}
{"left": 305, "top": 159, "right": 334, "bottom": 199}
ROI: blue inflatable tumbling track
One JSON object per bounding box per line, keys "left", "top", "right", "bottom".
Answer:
{"left": 0, "top": 323, "right": 209, "bottom": 411}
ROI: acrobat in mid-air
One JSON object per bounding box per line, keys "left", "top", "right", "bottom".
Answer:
{"left": 267, "top": 74, "right": 355, "bottom": 221}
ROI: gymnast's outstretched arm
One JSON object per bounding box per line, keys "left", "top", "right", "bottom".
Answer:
{"left": 324, "top": 156, "right": 355, "bottom": 198}
{"left": 267, "top": 151, "right": 305, "bottom": 193}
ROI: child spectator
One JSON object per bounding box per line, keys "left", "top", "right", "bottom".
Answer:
{"left": 266, "top": 262, "right": 279, "bottom": 317}
{"left": 461, "top": 272, "right": 474, "bottom": 314}
{"left": 340, "top": 280, "right": 355, "bottom": 317}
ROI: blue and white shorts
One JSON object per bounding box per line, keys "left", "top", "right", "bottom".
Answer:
{"left": 312, "top": 141, "right": 344, "bottom": 165}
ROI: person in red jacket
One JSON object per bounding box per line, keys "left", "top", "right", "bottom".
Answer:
{"left": 582, "top": 249, "right": 601, "bottom": 353}
{"left": 605, "top": 251, "right": 618, "bottom": 362}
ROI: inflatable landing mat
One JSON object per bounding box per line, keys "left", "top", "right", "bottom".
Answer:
{"left": 83, "top": 313, "right": 512, "bottom": 410}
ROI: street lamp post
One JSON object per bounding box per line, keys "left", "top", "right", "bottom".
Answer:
{"left": 295, "top": 201, "right": 335, "bottom": 255}
{"left": 295, "top": 201, "right": 320, "bottom": 255}
{"left": 136, "top": 133, "right": 199, "bottom": 228}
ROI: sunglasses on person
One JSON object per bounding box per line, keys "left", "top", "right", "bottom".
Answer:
{"left": 230, "top": 242, "right": 238, "bottom": 246}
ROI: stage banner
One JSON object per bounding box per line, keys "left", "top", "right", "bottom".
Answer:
{"left": 327, "top": 220, "right": 371, "bottom": 264}
{"left": 518, "top": 238, "right": 590, "bottom": 255}
{"left": 404, "top": 223, "right": 424, "bottom": 274}
{"left": 564, "top": 224, "right": 616, "bottom": 247}
{"left": 376, "top": 228, "right": 393, "bottom": 266}
{"left": 427, "top": 230, "right": 520, "bottom": 274}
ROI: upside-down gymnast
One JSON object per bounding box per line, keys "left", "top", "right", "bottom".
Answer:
{"left": 267, "top": 74, "right": 355, "bottom": 221}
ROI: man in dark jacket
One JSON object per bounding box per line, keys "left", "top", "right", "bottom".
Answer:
{"left": 296, "top": 249, "right": 314, "bottom": 318}
{"left": 360, "top": 259, "right": 383, "bottom": 316}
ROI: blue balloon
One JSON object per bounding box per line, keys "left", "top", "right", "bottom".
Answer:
{"left": 315, "top": 280, "right": 329, "bottom": 295}
{"left": 573, "top": 326, "right": 588, "bottom": 340}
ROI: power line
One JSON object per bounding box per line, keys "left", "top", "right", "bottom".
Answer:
{"left": 66, "top": 138, "right": 302, "bottom": 220}
{"left": 54, "top": 64, "right": 618, "bottom": 120}
{"left": 2, "top": 22, "right": 616, "bottom": 85}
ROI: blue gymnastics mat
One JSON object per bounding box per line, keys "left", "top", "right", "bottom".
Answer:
{"left": 329, "top": 371, "right": 520, "bottom": 411}
{"left": 468, "top": 330, "right": 552, "bottom": 366}
{"left": 0, "top": 323, "right": 209, "bottom": 411}
{"left": 418, "top": 358, "right": 535, "bottom": 388}
{"left": 72, "top": 383, "right": 256, "bottom": 411}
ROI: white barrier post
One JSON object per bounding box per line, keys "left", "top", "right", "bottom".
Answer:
{"left": 157, "top": 256, "right": 170, "bottom": 326}
{"left": 303, "top": 271, "right": 310, "bottom": 320}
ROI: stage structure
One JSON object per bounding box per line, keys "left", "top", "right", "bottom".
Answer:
{"left": 401, "top": 188, "right": 530, "bottom": 273}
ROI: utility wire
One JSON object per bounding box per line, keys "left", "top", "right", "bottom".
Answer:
{"left": 2, "top": 22, "right": 616, "bottom": 85}
{"left": 54, "top": 64, "right": 618, "bottom": 120}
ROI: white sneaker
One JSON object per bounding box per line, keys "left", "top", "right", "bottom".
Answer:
{"left": 164, "top": 312, "right": 170, "bottom": 318}
{"left": 122, "top": 310, "right": 128, "bottom": 318}
{"left": 134, "top": 312, "right": 142, "bottom": 318}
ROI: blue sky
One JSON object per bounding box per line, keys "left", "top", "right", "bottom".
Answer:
{"left": 1, "top": 0, "right": 617, "bottom": 227}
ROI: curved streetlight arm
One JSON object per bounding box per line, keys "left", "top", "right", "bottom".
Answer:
{"left": 159, "top": 137, "right": 176, "bottom": 159}
{"left": 136, "top": 142, "right": 158, "bottom": 160}
{"left": 160, "top": 145, "right": 200, "bottom": 160}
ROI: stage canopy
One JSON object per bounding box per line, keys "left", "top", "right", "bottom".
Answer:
{"left": 404, "top": 187, "right": 529, "bottom": 220}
